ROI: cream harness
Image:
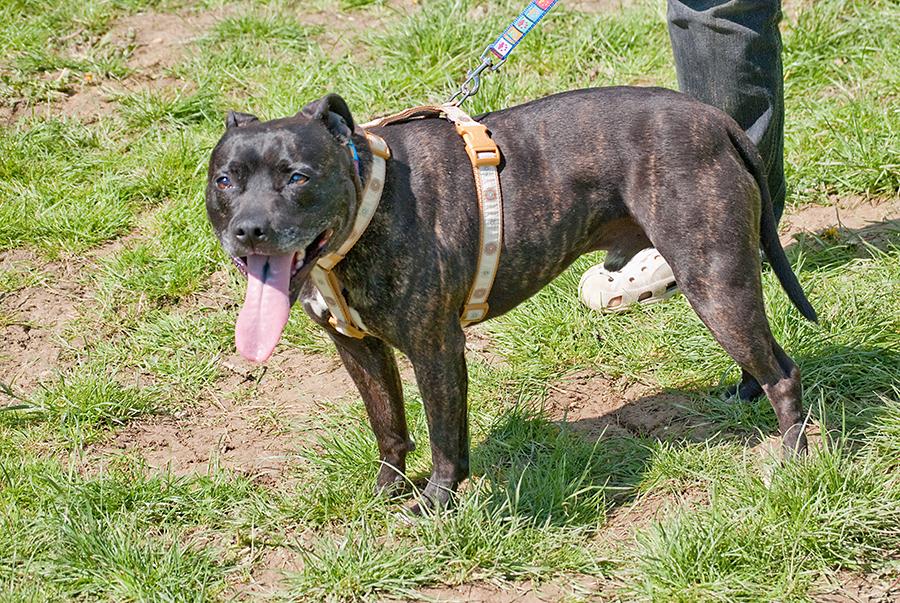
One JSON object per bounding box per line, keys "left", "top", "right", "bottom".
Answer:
{"left": 310, "top": 105, "right": 503, "bottom": 339}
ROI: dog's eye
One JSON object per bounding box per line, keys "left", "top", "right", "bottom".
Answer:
{"left": 289, "top": 172, "right": 309, "bottom": 185}
{"left": 216, "top": 176, "right": 233, "bottom": 191}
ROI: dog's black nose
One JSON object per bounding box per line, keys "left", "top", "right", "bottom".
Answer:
{"left": 232, "top": 218, "right": 272, "bottom": 246}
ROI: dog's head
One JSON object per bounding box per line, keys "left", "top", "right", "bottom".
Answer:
{"left": 205, "top": 93, "right": 361, "bottom": 362}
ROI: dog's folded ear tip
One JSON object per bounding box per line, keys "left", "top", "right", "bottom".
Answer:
{"left": 226, "top": 110, "right": 260, "bottom": 130}
{"left": 300, "top": 93, "right": 355, "bottom": 133}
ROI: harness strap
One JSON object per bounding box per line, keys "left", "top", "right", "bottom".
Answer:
{"left": 360, "top": 105, "right": 446, "bottom": 129}
{"left": 316, "top": 105, "right": 503, "bottom": 338}
{"left": 441, "top": 105, "right": 503, "bottom": 325}
{"left": 310, "top": 130, "right": 389, "bottom": 339}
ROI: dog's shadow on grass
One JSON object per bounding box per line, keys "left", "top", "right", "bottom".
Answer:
{"left": 469, "top": 340, "right": 899, "bottom": 525}
{"left": 467, "top": 387, "right": 726, "bottom": 526}
{"left": 560, "top": 344, "right": 898, "bottom": 447}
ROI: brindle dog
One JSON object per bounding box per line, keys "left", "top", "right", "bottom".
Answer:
{"left": 206, "top": 88, "right": 816, "bottom": 511}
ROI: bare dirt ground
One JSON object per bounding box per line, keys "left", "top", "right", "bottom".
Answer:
{"left": 0, "top": 250, "right": 88, "bottom": 396}
{"left": 106, "top": 11, "right": 223, "bottom": 72}
{"left": 1, "top": 8, "right": 223, "bottom": 125}
{"left": 66, "top": 7, "right": 225, "bottom": 119}
{"left": 396, "top": 577, "right": 605, "bottom": 603}
{"left": 544, "top": 369, "right": 704, "bottom": 442}
{"left": 91, "top": 349, "right": 356, "bottom": 481}
{"left": 813, "top": 568, "right": 900, "bottom": 603}
{"left": 780, "top": 196, "right": 900, "bottom": 248}
{"left": 234, "top": 544, "right": 306, "bottom": 599}
{"left": 55, "top": 85, "right": 120, "bottom": 122}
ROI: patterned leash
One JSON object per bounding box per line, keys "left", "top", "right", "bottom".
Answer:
{"left": 448, "top": 0, "right": 561, "bottom": 106}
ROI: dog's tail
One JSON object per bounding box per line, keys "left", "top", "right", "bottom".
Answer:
{"left": 727, "top": 124, "right": 818, "bottom": 323}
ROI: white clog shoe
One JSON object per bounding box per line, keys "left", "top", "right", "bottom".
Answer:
{"left": 579, "top": 248, "right": 679, "bottom": 313}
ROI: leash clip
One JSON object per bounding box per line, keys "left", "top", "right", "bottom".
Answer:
{"left": 447, "top": 52, "right": 495, "bottom": 107}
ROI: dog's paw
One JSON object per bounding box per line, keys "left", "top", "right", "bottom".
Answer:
{"left": 402, "top": 480, "right": 457, "bottom": 516}
{"left": 374, "top": 464, "right": 409, "bottom": 499}
{"left": 781, "top": 424, "right": 809, "bottom": 460}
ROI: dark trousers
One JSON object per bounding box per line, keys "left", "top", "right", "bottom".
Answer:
{"left": 667, "top": 0, "right": 786, "bottom": 221}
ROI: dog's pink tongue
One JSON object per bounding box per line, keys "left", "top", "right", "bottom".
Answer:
{"left": 235, "top": 254, "right": 294, "bottom": 363}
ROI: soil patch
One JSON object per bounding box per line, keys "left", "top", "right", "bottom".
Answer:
{"left": 598, "top": 487, "right": 707, "bottom": 551}
{"left": 105, "top": 10, "right": 223, "bottom": 72}
{"left": 813, "top": 567, "right": 900, "bottom": 603}
{"left": 56, "top": 84, "right": 118, "bottom": 121}
{"left": 1, "top": 70, "right": 118, "bottom": 125}
{"left": 93, "top": 349, "right": 357, "bottom": 481}
{"left": 545, "top": 369, "right": 709, "bottom": 441}
{"left": 2, "top": 73, "right": 195, "bottom": 125}
{"left": 780, "top": 196, "right": 900, "bottom": 248}
{"left": 465, "top": 326, "right": 508, "bottom": 369}
{"left": 228, "top": 540, "right": 307, "bottom": 599}
{"left": 0, "top": 250, "right": 89, "bottom": 398}
{"left": 2, "top": 5, "right": 215, "bottom": 126}
{"left": 0, "top": 232, "right": 168, "bottom": 401}
{"left": 395, "top": 576, "right": 603, "bottom": 603}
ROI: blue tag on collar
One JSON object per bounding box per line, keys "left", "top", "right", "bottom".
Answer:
{"left": 347, "top": 138, "right": 360, "bottom": 162}
{"left": 347, "top": 138, "right": 361, "bottom": 176}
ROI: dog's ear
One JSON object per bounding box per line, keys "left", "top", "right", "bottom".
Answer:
{"left": 300, "top": 93, "right": 355, "bottom": 143}
{"left": 226, "top": 110, "right": 259, "bottom": 130}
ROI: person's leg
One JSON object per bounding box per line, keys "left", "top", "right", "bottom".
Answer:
{"left": 580, "top": 0, "right": 785, "bottom": 313}
{"left": 668, "top": 0, "right": 785, "bottom": 219}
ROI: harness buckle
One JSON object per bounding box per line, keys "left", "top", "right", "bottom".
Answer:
{"left": 328, "top": 315, "right": 368, "bottom": 339}
{"left": 366, "top": 132, "right": 391, "bottom": 159}
{"left": 454, "top": 122, "right": 500, "bottom": 167}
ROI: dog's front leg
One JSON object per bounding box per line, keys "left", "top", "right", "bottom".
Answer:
{"left": 406, "top": 325, "right": 469, "bottom": 512}
{"left": 328, "top": 332, "right": 414, "bottom": 495}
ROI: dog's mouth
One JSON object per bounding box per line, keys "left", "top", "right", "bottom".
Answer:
{"left": 230, "top": 229, "right": 332, "bottom": 283}
{"left": 232, "top": 229, "right": 332, "bottom": 364}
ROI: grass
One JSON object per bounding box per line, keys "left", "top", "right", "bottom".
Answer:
{"left": 97, "top": 195, "right": 224, "bottom": 309}
{"left": 630, "top": 441, "right": 900, "bottom": 601}
{"left": 783, "top": 0, "right": 900, "bottom": 201}
{"left": 1, "top": 0, "right": 899, "bottom": 599}
{"left": 0, "top": 460, "right": 261, "bottom": 600}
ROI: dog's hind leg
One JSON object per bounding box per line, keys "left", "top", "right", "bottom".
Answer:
{"left": 723, "top": 342, "right": 795, "bottom": 402}
{"left": 657, "top": 246, "right": 808, "bottom": 457}
{"left": 624, "top": 132, "right": 807, "bottom": 456}
{"left": 725, "top": 369, "right": 764, "bottom": 401}
{"left": 328, "top": 333, "right": 415, "bottom": 494}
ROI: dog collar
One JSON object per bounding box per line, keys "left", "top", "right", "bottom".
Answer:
{"left": 309, "top": 131, "right": 390, "bottom": 338}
